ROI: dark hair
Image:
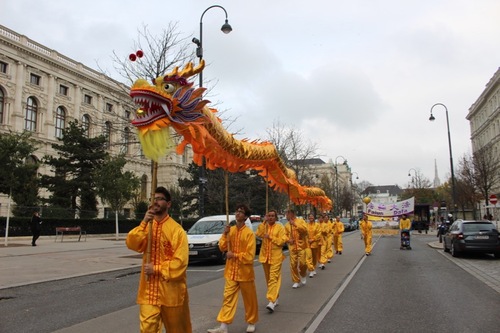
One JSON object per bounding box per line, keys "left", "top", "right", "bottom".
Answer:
{"left": 267, "top": 209, "right": 278, "bottom": 217}
{"left": 155, "top": 186, "right": 171, "bottom": 202}
{"left": 236, "top": 203, "right": 251, "bottom": 217}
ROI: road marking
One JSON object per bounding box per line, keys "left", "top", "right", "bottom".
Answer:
{"left": 304, "top": 235, "right": 380, "bottom": 333}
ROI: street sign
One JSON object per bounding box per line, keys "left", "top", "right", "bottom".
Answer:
{"left": 489, "top": 194, "right": 498, "bottom": 205}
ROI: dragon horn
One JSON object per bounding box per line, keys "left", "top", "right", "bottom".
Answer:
{"left": 178, "top": 60, "right": 205, "bottom": 79}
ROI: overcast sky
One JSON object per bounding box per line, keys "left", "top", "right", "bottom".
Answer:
{"left": 2, "top": 0, "right": 499, "bottom": 188}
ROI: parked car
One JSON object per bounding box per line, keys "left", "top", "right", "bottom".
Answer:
{"left": 187, "top": 215, "right": 234, "bottom": 263}
{"left": 443, "top": 220, "right": 500, "bottom": 258}
{"left": 251, "top": 222, "right": 262, "bottom": 254}
{"left": 340, "top": 218, "right": 352, "bottom": 232}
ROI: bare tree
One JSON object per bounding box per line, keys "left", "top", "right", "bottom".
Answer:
{"left": 472, "top": 149, "right": 500, "bottom": 214}
{"left": 265, "top": 120, "right": 320, "bottom": 184}
{"left": 407, "top": 169, "right": 432, "bottom": 189}
{"left": 111, "top": 22, "right": 194, "bottom": 86}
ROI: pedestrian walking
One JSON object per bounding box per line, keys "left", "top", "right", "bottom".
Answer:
{"left": 208, "top": 204, "right": 259, "bottom": 333}
{"left": 126, "top": 186, "right": 192, "bottom": 333}
{"left": 332, "top": 216, "right": 345, "bottom": 254}
{"left": 255, "top": 209, "right": 287, "bottom": 313}
{"left": 360, "top": 213, "right": 373, "bottom": 256}
{"left": 305, "top": 213, "right": 321, "bottom": 278}
{"left": 284, "top": 209, "right": 308, "bottom": 289}
{"left": 30, "top": 211, "right": 42, "bottom": 246}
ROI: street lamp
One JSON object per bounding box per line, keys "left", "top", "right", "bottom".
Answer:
{"left": 407, "top": 168, "right": 417, "bottom": 187}
{"left": 429, "top": 103, "right": 457, "bottom": 215}
{"left": 192, "top": 5, "right": 232, "bottom": 217}
{"left": 334, "top": 155, "right": 347, "bottom": 216}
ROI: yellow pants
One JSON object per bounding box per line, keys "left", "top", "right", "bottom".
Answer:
{"left": 305, "top": 247, "right": 319, "bottom": 271}
{"left": 326, "top": 235, "right": 334, "bottom": 259}
{"left": 262, "top": 261, "right": 282, "bottom": 302}
{"left": 334, "top": 234, "right": 343, "bottom": 252}
{"left": 289, "top": 249, "right": 307, "bottom": 282}
{"left": 216, "top": 279, "right": 259, "bottom": 325}
{"left": 139, "top": 296, "right": 192, "bottom": 333}
{"left": 363, "top": 234, "right": 372, "bottom": 253}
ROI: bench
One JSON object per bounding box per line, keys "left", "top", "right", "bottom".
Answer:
{"left": 55, "top": 226, "right": 87, "bottom": 242}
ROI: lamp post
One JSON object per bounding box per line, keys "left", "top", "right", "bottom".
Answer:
{"left": 192, "top": 5, "right": 232, "bottom": 217}
{"left": 350, "top": 172, "right": 359, "bottom": 217}
{"left": 407, "top": 168, "right": 417, "bottom": 188}
{"left": 334, "top": 155, "right": 347, "bottom": 216}
{"left": 429, "top": 103, "right": 457, "bottom": 215}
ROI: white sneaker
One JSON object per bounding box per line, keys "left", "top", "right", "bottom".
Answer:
{"left": 301, "top": 276, "right": 307, "bottom": 285}
{"left": 246, "top": 324, "right": 256, "bottom": 332}
{"left": 275, "top": 298, "right": 279, "bottom": 306}
{"left": 327, "top": 259, "right": 331, "bottom": 263}
{"left": 320, "top": 264, "right": 325, "bottom": 270}
{"left": 292, "top": 282, "right": 300, "bottom": 289}
{"left": 207, "top": 326, "right": 228, "bottom": 333}
{"left": 312, "top": 270, "right": 317, "bottom": 276}
{"left": 309, "top": 272, "right": 314, "bottom": 278}
{"left": 266, "top": 301, "right": 275, "bottom": 313}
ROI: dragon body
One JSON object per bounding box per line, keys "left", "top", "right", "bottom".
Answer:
{"left": 130, "top": 61, "right": 331, "bottom": 209}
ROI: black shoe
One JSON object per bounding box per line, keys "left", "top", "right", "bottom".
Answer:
{"left": 339, "top": 251, "right": 342, "bottom": 255}
{"left": 32, "top": 243, "right": 36, "bottom": 246}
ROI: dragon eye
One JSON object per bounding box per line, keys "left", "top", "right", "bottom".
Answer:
{"left": 163, "top": 83, "right": 176, "bottom": 94}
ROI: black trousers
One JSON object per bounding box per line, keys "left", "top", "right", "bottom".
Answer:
{"left": 31, "top": 230, "right": 40, "bottom": 245}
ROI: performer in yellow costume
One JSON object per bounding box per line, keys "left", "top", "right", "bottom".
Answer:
{"left": 333, "top": 216, "right": 345, "bottom": 254}
{"left": 208, "top": 204, "right": 258, "bottom": 333}
{"left": 255, "top": 209, "right": 287, "bottom": 313}
{"left": 318, "top": 214, "right": 329, "bottom": 270}
{"left": 126, "top": 186, "right": 192, "bottom": 333}
{"left": 399, "top": 214, "right": 412, "bottom": 230}
{"left": 360, "top": 213, "right": 373, "bottom": 256}
{"left": 305, "top": 213, "right": 321, "bottom": 278}
{"left": 326, "top": 215, "right": 335, "bottom": 262}
{"left": 284, "top": 209, "right": 309, "bottom": 289}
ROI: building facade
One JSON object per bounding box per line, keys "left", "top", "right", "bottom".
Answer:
{"left": 466, "top": 67, "right": 500, "bottom": 216}
{"left": 0, "top": 25, "right": 192, "bottom": 217}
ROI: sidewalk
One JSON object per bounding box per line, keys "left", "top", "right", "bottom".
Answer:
{"left": 0, "top": 234, "right": 141, "bottom": 289}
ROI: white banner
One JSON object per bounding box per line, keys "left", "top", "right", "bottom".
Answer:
{"left": 366, "top": 197, "right": 415, "bottom": 217}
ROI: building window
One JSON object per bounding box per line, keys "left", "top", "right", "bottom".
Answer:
{"left": 84, "top": 94, "right": 92, "bottom": 105}
{"left": 59, "top": 85, "right": 68, "bottom": 96}
{"left": 82, "top": 114, "right": 91, "bottom": 137}
{"left": 104, "top": 121, "right": 112, "bottom": 148}
{"left": 55, "top": 106, "right": 66, "bottom": 138}
{"left": 0, "top": 89, "right": 4, "bottom": 123}
{"left": 25, "top": 97, "right": 37, "bottom": 131}
{"left": 105, "top": 103, "right": 113, "bottom": 112}
{"left": 125, "top": 110, "right": 131, "bottom": 119}
{"left": 30, "top": 73, "right": 41, "bottom": 85}
{"left": 0, "top": 61, "right": 7, "bottom": 74}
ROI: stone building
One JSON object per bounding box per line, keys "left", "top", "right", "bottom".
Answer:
{"left": 0, "top": 25, "right": 192, "bottom": 217}
{"left": 466, "top": 67, "right": 500, "bottom": 213}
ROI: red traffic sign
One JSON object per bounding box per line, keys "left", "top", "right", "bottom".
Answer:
{"left": 490, "top": 194, "right": 498, "bottom": 205}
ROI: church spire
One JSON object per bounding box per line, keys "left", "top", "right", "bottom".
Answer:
{"left": 433, "top": 159, "right": 441, "bottom": 188}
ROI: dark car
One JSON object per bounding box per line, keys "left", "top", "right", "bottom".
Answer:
{"left": 443, "top": 220, "right": 500, "bottom": 258}
{"left": 340, "top": 218, "right": 352, "bottom": 232}
{"left": 251, "top": 222, "right": 262, "bottom": 254}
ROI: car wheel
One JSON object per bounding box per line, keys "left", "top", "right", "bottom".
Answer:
{"left": 451, "top": 242, "right": 459, "bottom": 257}
{"left": 443, "top": 240, "right": 449, "bottom": 253}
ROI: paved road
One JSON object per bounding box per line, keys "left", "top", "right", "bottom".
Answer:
{"left": 1, "top": 230, "right": 498, "bottom": 333}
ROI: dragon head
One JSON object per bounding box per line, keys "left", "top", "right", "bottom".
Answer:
{"left": 130, "top": 60, "right": 210, "bottom": 160}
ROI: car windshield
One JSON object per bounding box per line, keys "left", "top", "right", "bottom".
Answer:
{"left": 188, "top": 220, "right": 226, "bottom": 235}
{"left": 463, "top": 223, "right": 494, "bottom": 232}
{"left": 340, "top": 218, "right": 350, "bottom": 224}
